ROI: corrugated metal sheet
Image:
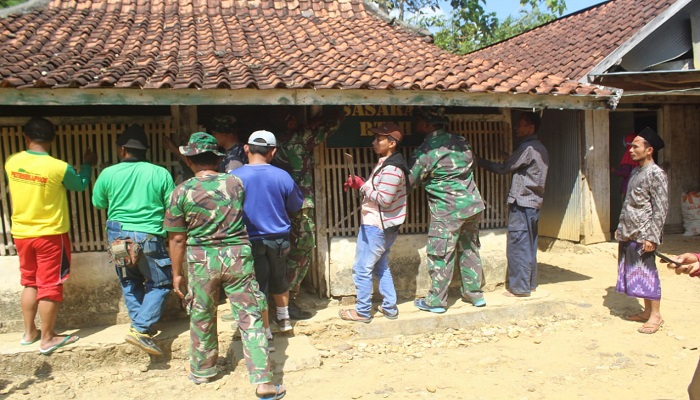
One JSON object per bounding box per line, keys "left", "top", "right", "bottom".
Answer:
{"left": 538, "top": 109, "right": 582, "bottom": 241}
{"left": 620, "top": 1, "right": 700, "bottom": 71}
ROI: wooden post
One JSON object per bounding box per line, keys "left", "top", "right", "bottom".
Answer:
{"left": 662, "top": 104, "right": 700, "bottom": 233}
{"left": 314, "top": 143, "right": 331, "bottom": 298}
{"left": 581, "top": 109, "right": 611, "bottom": 244}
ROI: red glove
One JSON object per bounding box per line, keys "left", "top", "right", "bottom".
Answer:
{"left": 343, "top": 175, "right": 364, "bottom": 191}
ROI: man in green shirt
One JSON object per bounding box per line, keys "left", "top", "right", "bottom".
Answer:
{"left": 92, "top": 125, "right": 175, "bottom": 356}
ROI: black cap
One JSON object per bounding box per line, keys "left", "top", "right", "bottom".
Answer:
{"left": 638, "top": 127, "right": 664, "bottom": 152}
{"left": 117, "top": 125, "right": 149, "bottom": 150}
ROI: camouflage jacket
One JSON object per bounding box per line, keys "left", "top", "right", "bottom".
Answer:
{"left": 163, "top": 173, "right": 250, "bottom": 247}
{"left": 409, "top": 129, "right": 484, "bottom": 220}
{"left": 273, "top": 117, "right": 341, "bottom": 209}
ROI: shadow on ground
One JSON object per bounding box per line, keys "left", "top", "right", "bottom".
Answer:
{"left": 602, "top": 286, "right": 641, "bottom": 318}
{"left": 538, "top": 263, "right": 591, "bottom": 285}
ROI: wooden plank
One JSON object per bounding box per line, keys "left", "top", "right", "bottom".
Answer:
{"left": 314, "top": 143, "right": 330, "bottom": 297}
{"left": 581, "top": 109, "right": 611, "bottom": 244}
{"left": 0, "top": 127, "right": 15, "bottom": 255}
{"left": 0, "top": 88, "right": 612, "bottom": 110}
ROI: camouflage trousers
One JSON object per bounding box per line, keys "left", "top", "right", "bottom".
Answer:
{"left": 185, "top": 244, "right": 271, "bottom": 383}
{"left": 287, "top": 208, "right": 316, "bottom": 291}
{"left": 424, "top": 213, "right": 484, "bottom": 307}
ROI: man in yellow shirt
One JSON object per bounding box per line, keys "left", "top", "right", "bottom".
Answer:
{"left": 5, "top": 117, "right": 96, "bottom": 355}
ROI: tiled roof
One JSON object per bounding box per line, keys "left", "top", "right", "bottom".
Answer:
{"left": 468, "top": 0, "right": 675, "bottom": 82}
{"left": 0, "top": 0, "right": 608, "bottom": 96}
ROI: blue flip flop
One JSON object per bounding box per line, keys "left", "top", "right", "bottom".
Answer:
{"left": 19, "top": 330, "right": 41, "bottom": 346}
{"left": 39, "top": 335, "right": 79, "bottom": 355}
{"left": 414, "top": 298, "right": 446, "bottom": 314}
{"left": 256, "top": 384, "right": 286, "bottom": 400}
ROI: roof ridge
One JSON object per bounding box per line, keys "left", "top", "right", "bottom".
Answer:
{"left": 29, "top": 0, "right": 369, "bottom": 18}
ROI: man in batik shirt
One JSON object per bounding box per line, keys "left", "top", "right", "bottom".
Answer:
{"left": 273, "top": 109, "right": 342, "bottom": 320}
{"left": 615, "top": 127, "right": 669, "bottom": 335}
{"left": 408, "top": 106, "right": 486, "bottom": 313}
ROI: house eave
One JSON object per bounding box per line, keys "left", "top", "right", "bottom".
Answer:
{"left": 0, "top": 88, "right": 613, "bottom": 110}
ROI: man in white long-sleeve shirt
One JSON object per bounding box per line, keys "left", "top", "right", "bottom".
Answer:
{"left": 339, "top": 123, "right": 409, "bottom": 323}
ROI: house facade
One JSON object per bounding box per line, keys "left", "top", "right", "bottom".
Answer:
{"left": 0, "top": 0, "right": 613, "bottom": 330}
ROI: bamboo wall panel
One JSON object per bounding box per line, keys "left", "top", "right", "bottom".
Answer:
{"left": 316, "top": 115, "right": 512, "bottom": 239}
{"left": 0, "top": 117, "right": 177, "bottom": 255}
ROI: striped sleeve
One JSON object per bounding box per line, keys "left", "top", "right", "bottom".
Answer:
{"left": 362, "top": 166, "right": 404, "bottom": 208}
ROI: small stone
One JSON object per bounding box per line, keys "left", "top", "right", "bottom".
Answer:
{"left": 533, "top": 339, "right": 542, "bottom": 344}
{"left": 528, "top": 387, "right": 536, "bottom": 392}
{"left": 351, "top": 395, "right": 362, "bottom": 399}
{"left": 139, "top": 365, "right": 149, "bottom": 373}
{"left": 426, "top": 386, "right": 437, "bottom": 393}
{"left": 507, "top": 331, "right": 520, "bottom": 339}
{"left": 646, "top": 361, "right": 658, "bottom": 367}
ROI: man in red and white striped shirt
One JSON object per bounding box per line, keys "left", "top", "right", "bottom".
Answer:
{"left": 339, "top": 122, "right": 408, "bottom": 322}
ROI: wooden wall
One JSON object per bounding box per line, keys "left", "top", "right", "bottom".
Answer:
{"left": 661, "top": 104, "right": 700, "bottom": 231}
{"left": 313, "top": 114, "right": 512, "bottom": 296}
{"left": 0, "top": 116, "right": 181, "bottom": 255}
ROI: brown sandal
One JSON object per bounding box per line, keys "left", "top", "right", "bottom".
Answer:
{"left": 338, "top": 309, "right": 372, "bottom": 323}
{"left": 638, "top": 320, "right": 664, "bottom": 334}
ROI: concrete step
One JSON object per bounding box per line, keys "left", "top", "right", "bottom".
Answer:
{"left": 0, "top": 289, "right": 571, "bottom": 377}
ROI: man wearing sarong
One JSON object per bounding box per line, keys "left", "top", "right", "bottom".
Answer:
{"left": 615, "top": 127, "right": 668, "bottom": 335}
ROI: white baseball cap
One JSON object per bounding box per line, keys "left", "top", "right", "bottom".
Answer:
{"left": 248, "top": 130, "right": 277, "bottom": 147}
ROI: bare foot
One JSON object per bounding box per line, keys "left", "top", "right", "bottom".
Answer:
{"left": 624, "top": 312, "right": 649, "bottom": 322}
{"left": 503, "top": 291, "right": 530, "bottom": 297}
{"left": 256, "top": 383, "right": 286, "bottom": 398}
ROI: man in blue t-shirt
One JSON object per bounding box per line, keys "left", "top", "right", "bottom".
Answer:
{"left": 233, "top": 130, "right": 303, "bottom": 342}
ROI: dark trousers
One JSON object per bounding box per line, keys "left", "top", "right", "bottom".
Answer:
{"left": 506, "top": 203, "right": 540, "bottom": 295}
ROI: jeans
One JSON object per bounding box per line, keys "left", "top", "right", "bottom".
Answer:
{"left": 352, "top": 225, "right": 399, "bottom": 318}
{"left": 107, "top": 221, "right": 173, "bottom": 334}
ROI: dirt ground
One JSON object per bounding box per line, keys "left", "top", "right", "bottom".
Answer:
{"left": 3, "top": 234, "right": 700, "bottom": 400}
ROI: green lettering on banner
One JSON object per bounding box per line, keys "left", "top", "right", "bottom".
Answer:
{"left": 328, "top": 105, "right": 421, "bottom": 148}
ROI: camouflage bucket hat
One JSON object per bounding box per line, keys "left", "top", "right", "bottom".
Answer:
{"left": 210, "top": 116, "right": 241, "bottom": 134}
{"left": 179, "top": 132, "right": 225, "bottom": 156}
{"left": 413, "top": 106, "right": 449, "bottom": 125}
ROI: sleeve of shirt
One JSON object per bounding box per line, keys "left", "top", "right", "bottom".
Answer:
{"left": 91, "top": 173, "right": 108, "bottom": 210}
{"left": 62, "top": 163, "right": 92, "bottom": 191}
{"left": 286, "top": 181, "right": 305, "bottom": 214}
{"left": 162, "top": 173, "right": 176, "bottom": 207}
{"left": 362, "top": 166, "right": 403, "bottom": 208}
{"left": 408, "top": 146, "right": 431, "bottom": 189}
{"left": 479, "top": 146, "right": 532, "bottom": 175}
{"left": 163, "top": 186, "right": 188, "bottom": 233}
{"left": 310, "top": 116, "right": 342, "bottom": 146}
{"left": 643, "top": 170, "right": 669, "bottom": 245}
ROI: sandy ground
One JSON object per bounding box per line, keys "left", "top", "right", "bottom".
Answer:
{"left": 3, "top": 234, "right": 700, "bottom": 400}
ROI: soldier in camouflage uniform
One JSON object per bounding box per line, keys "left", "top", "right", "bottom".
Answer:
{"left": 273, "top": 109, "right": 343, "bottom": 320}
{"left": 164, "top": 133, "right": 286, "bottom": 398}
{"left": 409, "top": 107, "right": 486, "bottom": 313}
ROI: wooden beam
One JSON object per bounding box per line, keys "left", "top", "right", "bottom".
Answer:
{"left": 580, "top": 109, "right": 611, "bottom": 244}
{"left": 619, "top": 94, "right": 700, "bottom": 104}
{"left": 0, "top": 88, "right": 612, "bottom": 110}
{"left": 692, "top": 13, "right": 700, "bottom": 71}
